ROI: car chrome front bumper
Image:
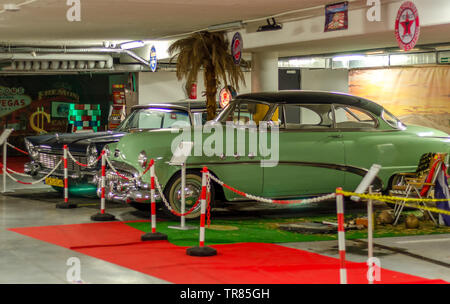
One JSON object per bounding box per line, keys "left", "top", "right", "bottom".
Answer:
{"left": 96, "top": 161, "right": 161, "bottom": 204}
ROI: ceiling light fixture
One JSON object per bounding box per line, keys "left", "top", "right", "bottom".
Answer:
{"left": 4, "top": 3, "right": 20, "bottom": 11}
{"left": 257, "top": 18, "right": 283, "bottom": 32}
{"left": 119, "top": 40, "right": 146, "bottom": 50}
{"left": 332, "top": 55, "right": 366, "bottom": 62}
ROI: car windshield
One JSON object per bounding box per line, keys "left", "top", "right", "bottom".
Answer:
{"left": 115, "top": 108, "right": 190, "bottom": 131}
{"left": 382, "top": 110, "right": 406, "bottom": 129}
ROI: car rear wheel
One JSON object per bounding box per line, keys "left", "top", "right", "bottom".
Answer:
{"left": 163, "top": 171, "right": 214, "bottom": 220}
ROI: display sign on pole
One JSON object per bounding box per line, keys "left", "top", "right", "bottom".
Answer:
{"left": 150, "top": 45, "right": 158, "bottom": 72}
{"left": 169, "top": 141, "right": 195, "bottom": 230}
{"left": 0, "top": 128, "right": 13, "bottom": 146}
{"left": 395, "top": 1, "right": 420, "bottom": 51}
{"left": 1, "top": 128, "right": 13, "bottom": 193}
{"left": 231, "top": 32, "right": 243, "bottom": 65}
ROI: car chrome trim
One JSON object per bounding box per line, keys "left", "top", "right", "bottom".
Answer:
{"left": 187, "top": 160, "right": 384, "bottom": 190}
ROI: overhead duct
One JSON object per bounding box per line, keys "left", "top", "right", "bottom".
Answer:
{"left": 0, "top": 45, "right": 152, "bottom": 72}
{"left": 0, "top": 53, "right": 114, "bottom": 71}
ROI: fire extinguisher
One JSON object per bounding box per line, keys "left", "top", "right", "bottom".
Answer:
{"left": 189, "top": 83, "right": 197, "bottom": 99}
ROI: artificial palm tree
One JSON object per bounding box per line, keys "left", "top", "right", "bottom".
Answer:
{"left": 168, "top": 31, "right": 246, "bottom": 120}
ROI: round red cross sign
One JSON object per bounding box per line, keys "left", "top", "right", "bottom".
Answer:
{"left": 395, "top": 1, "right": 420, "bottom": 51}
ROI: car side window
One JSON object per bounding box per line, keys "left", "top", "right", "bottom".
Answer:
{"left": 334, "top": 106, "right": 377, "bottom": 129}
{"left": 224, "top": 101, "right": 270, "bottom": 126}
{"left": 280, "top": 104, "right": 333, "bottom": 129}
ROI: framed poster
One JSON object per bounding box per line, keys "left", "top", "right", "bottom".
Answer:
{"left": 324, "top": 2, "right": 349, "bottom": 32}
{"left": 51, "top": 102, "right": 71, "bottom": 118}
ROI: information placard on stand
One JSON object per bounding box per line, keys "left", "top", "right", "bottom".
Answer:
{"left": 0, "top": 129, "right": 13, "bottom": 146}
{"left": 1, "top": 128, "right": 14, "bottom": 193}
{"left": 168, "top": 142, "right": 196, "bottom": 230}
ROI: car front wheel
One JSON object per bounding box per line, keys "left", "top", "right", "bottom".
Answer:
{"left": 163, "top": 171, "right": 214, "bottom": 220}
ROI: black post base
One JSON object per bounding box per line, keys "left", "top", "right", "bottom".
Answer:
{"left": 141, "top": 232, "right": 168, "bottom": 241}
{"left": 56, "top": 202, "right": 78, "bottom": 209}
{"left": 90, "top": 212, "right": 116, "bottom": 221}
{"left": 186, "top": 246, "right": 217, "bottom": 257}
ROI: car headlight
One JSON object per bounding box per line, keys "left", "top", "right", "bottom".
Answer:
{"left": 25, "top": 139, "right": 39, "bottom": 160}
{"left": 86, "top": 144, "right": 98, "bottom": 167}
{"left": 138, "top": 150, "right": 148, "bottom": 168}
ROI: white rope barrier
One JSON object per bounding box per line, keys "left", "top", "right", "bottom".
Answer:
{"left": 5, "top": 167, "right": 31, "bottom": 177}
{"left": 104, "top": 155, "right": 135, "bottom": 181}
{"left": 4, "top": 160, "right": 62, "bottom": 185}
{"left": 6, "top": 142, "right": 29, "bottom": 155}
{"left": 67, "top": 149, "right": 103, "bottom": 168}
{"left": 209, "top": 174, "right": 336, "bottom": 205}
{"left": 153, "top": 170, "right": 202, "bottom": 217}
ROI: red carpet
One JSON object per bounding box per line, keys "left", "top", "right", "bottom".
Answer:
{"left": 9, "top": 222, "right": 448, "bottom": 284}
{"left": 0, "top": 156, "right": 28, "bottom": 174}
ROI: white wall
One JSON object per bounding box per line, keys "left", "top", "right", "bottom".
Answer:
{"left": 238, "top": 0, "right": 450, "bottom": 54}
{"left": 138, "top": 71, "right": 251, "bottom": 104}
{"left": 301, "top": 69, "right": 349, "bottom": 93}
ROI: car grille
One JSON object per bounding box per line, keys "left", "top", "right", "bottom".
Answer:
{"left": 38, "top": 152, "right": 87, "bottom": 171}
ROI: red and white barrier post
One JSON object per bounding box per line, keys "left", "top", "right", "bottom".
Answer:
{"left": 142, "top": 159, "right": 168, "bottom": 241}
{"left": 2, "top": 137, "right": 6, "bottom": 193}
{"left": 91, "top": 152, "right": 116, "bottom": 221}
{"left": 186, "top": 167, "right": 217, "bottom": 257}
{"left": 56, "top": 145, "right": 77, "bottom": 208}
{"left": 336, "top": 187, "right": 347, "bottom": 284}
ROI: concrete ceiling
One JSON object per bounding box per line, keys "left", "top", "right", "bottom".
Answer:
{"left": 0, "top": 0, "right": 447, "bottom": 59}
{"left": 0, "top": 0, "right": 335, "bottom": 44}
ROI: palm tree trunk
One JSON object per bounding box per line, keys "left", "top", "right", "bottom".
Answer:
{"left": 204, "top": 63, "right": 217, "bottom": 121}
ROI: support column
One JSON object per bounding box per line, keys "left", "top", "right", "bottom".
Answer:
{"left": 251, "top": 52, "right": 279, "bottom": 92}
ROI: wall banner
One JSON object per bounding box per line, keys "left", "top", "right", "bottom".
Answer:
{"left": 349, "top": 66, "right": 450, "bottom": 134}
{"left": 324, "top": 2, "right": 349, "bottom": 32}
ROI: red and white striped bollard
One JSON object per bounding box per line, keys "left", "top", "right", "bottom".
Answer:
{"left": 141, "top": 159, "right": 168, "bottom": 241}
{"left": 186, "top": 167, "right": 217, "bottom": 256}
{"left": 91, "top": 151, "right": 116, "bottom": 221}
{"left": 336, "top": 187, "right": 347, "bottom": 284}
{"left": 56, "top": 145, "right": 77, "bottom": 208}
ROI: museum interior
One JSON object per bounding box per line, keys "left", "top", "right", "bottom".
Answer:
{"left": 0, "top": 0, "right": 449, "bottom": 291}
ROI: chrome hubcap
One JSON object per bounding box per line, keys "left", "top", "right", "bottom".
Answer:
{"left": 175, "top": 182, "right": 201, "bottom": 208}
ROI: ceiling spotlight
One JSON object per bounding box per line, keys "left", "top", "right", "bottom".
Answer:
{"left": 4, "top": 3, "right": 20, "bottom": 11}
{"left": 257, "top": 18, "right": 282, "bottom": 32}
{"left": 119, "top": 40, "right": 145, "bottom": 50}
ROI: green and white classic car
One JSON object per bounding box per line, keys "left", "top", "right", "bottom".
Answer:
{"left": 99, "top": 91, "right": 450, "bottom": 218}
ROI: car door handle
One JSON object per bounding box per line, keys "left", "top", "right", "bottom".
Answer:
{"left": 329, "top": 134, "right": 343, "bottom": 138}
